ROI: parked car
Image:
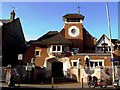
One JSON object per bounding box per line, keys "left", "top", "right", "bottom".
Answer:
{"left": 113, "top": 79, "right": 120, "bottom": 88}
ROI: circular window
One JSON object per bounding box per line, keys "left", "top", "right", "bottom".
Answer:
{"left": 71, "top": 29, "right": 76, "bottom": 34}
{"left": 68, "top": 26, "right": 80, "bottom": 37}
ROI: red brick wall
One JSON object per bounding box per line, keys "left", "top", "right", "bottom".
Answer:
{"left": 23, "top": 44, "right": 35, "bottom": 64}
{"left": 34, "top": 47, "right": 48, "bottom": 67}
{"left": 23, "top": 45, "right": 48, "bottom": 67}
{"left": 60, "top": 23, "right": 83, "bottom": 52}
{"left": 83, "top": 29, "right": 96, "bottom": 53}
{"left": 69, "top": 55, "right": 112, "bottom": 67}
{"left": 114, "top": 49, "right": 120, "bottom": 63}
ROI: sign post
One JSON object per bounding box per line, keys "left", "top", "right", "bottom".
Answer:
{"left": 18, "top": 54, "right": 23, "bottom": 87}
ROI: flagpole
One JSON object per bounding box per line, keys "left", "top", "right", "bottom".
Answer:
{"left": 106, "top": 0, "right": 115, "bottom": 82}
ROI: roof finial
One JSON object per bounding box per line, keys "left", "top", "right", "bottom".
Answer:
{"left": 77, "top": 3, "right": 80, "bottom": 14}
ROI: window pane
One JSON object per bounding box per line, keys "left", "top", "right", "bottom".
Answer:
{"left": 73, "top": 62, "right": 77, "bottom": 67}
{"left": 99, "top": 62, "right": 102, "bottom": 66}
{"left": 95, "top": 62, "right": 98, "bottom": 67}
{"left": 35, "top": 51, "right": 39, "bottom": 56}
{"left": 57, "top": 46, "right": 61, "bottom": 51}
{"left": 52, "top": 46, "right": 56, "bottom": 51}
{"left": 90, "top": 61, "right": 93, "bottom": 67}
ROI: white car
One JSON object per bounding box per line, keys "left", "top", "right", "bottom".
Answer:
{"left": 113, "top": 79, "right": 120, "bottom": 88}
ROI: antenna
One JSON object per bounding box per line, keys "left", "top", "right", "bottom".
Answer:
{"left": 77, "top": 3, "right": 80, "bottom": 14}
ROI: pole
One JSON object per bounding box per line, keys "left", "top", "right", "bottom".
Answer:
{"left": 106, "top": 1, "right": 114, "bottom": 82}
{"left": 18, "top": 61, "right": 21, "bottom": 87}
{"left": 78, "top": 58, "right": 81, "bottom": 83}
{"left": 81, "top": 78, "right": 83, "bottom": 88}
{"left": 51, "top": 77, "right": 54, "bottom": 88}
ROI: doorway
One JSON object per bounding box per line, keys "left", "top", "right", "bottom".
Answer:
{"left": 52, "top": 62, "right": 63, "bottom": 77}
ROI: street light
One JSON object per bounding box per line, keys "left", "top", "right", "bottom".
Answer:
{"left": 106, "top": 1, "right": 115, "bottom": 82}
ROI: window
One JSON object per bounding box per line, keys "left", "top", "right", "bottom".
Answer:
{"left": 90, "top": 60, "right": 104, "bottom": 67}
{"left": 90, "top": 61, "right": 94, "bottom": 67}
{"left": 35, "top": 51, "right": 40, "bottom": 57}
{"left": 57, "top": 46, "right": 61, "bottom": 51}
{"left": 99, "top": 62, "right": 102, "bottom": 66}
{"left": 67, "top": 18, "right": 80, "bottom": 22}
{"left": 50, "top": 45, "right": 63, "bottom": 52}
{"left": 71, "top": 60, "right": 79, "bottom": 68}
{"left": 52, "top": 46, "right": 56, "bottom": 51}
{"left": 73, "top": 62, "right": 77, "bottom": 67}
{"left": 95, "top": 62, "right": 98, "bottom": 67}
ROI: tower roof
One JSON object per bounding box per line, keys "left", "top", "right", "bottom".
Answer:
{"left": 63, "top": 13, "right": 84, "bottom": 20}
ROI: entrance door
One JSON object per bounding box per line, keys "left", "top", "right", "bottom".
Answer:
{"left": 52, "top": 62, "right": 63, "bottom": 77}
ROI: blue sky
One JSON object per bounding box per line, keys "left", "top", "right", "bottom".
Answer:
{"left": 1, "top": 2, "right": 118, "bottom": 41}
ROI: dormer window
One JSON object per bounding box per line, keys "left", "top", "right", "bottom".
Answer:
{"left": 50, "top": 45, "right": 63, "bottom": 53}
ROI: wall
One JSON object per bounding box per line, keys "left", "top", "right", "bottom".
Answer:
{"left": 60, "top": 23, "right": 84, "bottom": 52}
{"left": 23, "top": 44, "right": 35, "bottom": 64}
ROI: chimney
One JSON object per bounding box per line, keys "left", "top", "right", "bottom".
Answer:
{"left": 10, "top": 10, "right": 15, "bottom": 21}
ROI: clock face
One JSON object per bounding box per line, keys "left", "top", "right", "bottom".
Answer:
{"left": 68, "top": 26, "right": 80, "bottom": 37}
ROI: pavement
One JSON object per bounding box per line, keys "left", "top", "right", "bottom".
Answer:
{"left": 0, "top": 82, "right": 119, "bottom": 90}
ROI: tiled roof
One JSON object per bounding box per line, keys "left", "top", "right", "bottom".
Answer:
{"left": 36, "top": 31, "right": 72, "bottom": 45}
{"left": 63, "top": 13, "right": 84, "bottom": 20}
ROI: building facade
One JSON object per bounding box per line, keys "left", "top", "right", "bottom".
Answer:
{"left": 23, "top": 12, "right": 120, "bottom": 83}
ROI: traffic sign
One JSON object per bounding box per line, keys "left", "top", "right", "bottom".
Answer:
{"left": 18, "top": 54, "right": 23, "bottom": 60}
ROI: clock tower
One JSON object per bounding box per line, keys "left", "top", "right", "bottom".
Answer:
{"left": 60, "top": 13, "right": 84, "bottom": 52}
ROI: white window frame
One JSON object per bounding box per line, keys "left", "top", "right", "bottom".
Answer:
{"left": 71, "top": 60, "right": 79, "bottom": 69}
{"left": 50, "top": 45, "right": 63, "bottom": 53}
{"left": 90, "top": 60, "right": 104, "bottom": 67}
{"left": 35, "top": 50, "right": 41, "bottom": 57}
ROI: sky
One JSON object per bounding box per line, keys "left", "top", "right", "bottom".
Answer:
{"left": 1, "top": 1, "right": 119, "bottom": 41}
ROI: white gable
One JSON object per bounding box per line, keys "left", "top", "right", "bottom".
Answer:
{"left": 97, "top": 35, "right": 114, "bottom": 47}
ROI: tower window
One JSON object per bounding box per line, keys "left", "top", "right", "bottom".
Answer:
{"left": 71, "top": 29, "right": 76, "bottom": 34}
{"left": 67, "top": 18, "right": 80, "bottom": 22}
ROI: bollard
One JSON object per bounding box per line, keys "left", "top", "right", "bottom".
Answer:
{"left": 81, "top": 78, "right": 83, "bottom": 88}
{"left": 51, "top": 77, "right": 54, "bottom": 88}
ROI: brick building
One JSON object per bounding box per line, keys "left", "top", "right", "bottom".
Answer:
{"left": 23, "top": 12, "right": 120, "bottom": 82}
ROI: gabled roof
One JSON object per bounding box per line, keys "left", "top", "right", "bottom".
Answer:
{"left": 96, "top": 34, "right": 114, "bottom": 46}
{"left": 36, "top": 31, "right": 72, "bottom": 45}
{"left": 2, "top": 18, "right": 26, "bottom": 45}
{"left": 63, "top": 13, "right": 84, "bottom": 20}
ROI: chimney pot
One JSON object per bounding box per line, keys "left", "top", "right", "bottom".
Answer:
{"left": 10, "top": 10, "right": 15, "bottom": 21}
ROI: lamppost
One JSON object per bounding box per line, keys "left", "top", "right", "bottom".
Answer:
{"left": 106, "top": 1, "right": 115, "bottom": 82}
